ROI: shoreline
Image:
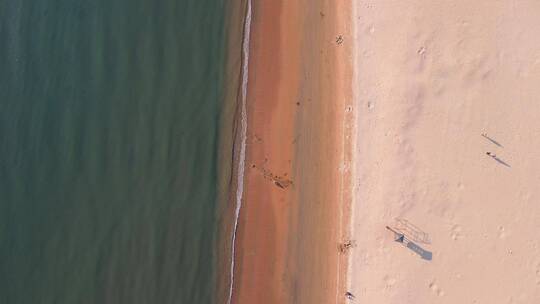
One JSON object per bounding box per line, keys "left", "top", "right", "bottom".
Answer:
{"left": 226, "top": 0, "right": 252, "bottom": 303}
{"left": 215, "top": 0, "right": 250, "bottom": 303}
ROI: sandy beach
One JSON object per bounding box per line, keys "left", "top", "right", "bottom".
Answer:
{"left": 231, "top": 0, "right": 352, "bottom": 303}
{"left": 349, "top": 1, "right": 540, "bottom": 303}
{"left": 231, "top": 1, "right": 301, "bottom": 303}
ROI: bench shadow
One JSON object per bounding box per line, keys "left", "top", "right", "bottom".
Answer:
{"left": 493, "top": 157, "right": 511, "bottom": 167}
{"left": 404, "top": 239, "right": 432, "bottom": 260}
{"left": 387, "top": 226, "right": 432, "bottom": 261}
{"left": 481, "top": 134, "right": 503, "bottom": 147}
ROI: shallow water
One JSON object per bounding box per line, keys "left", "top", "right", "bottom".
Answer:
{"left": 0, "top": 1, "right": 228, "bottom": 303}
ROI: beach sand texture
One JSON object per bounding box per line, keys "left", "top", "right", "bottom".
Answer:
{"left": 232, "top": 0, "right": 352, "bottom": 303}
{"left": 350, "top": 1, "right": 540, "bottom": 303}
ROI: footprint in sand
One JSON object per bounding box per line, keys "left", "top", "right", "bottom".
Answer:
{"left": 519, "top": 191, "right": 531, "bottom": 202}
{"left": 535, "top": 262, "right": 540, "bottom": 285}
{"left": 339, "top": 162, "right": 350, "bottom": 173}
{"left": 450, "top": 224, "right": 463, "bottom": 241}
{"left": 461, "top": 55, "right": 493, "bottom": 88}
{"left": 429, "top": 281, "right": 445, "bottom": 297}
{"left": 365, "top": 24, "right": 375, "bottom": 35}
{"left": 383, "top": 275, "right": 396, "bottom": 290}
{"left": 498, "top": 226, "right": 507, "bottom": 239}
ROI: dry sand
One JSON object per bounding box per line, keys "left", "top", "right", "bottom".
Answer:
{"left": 349, "top": 1, "right": 540, "bottom": 303}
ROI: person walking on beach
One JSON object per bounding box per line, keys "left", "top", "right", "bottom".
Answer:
{"left": 486, "top": 152, "right": 496, "bottom": 158}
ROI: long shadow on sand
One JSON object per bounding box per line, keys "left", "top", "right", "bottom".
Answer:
{"left": 404, "top": 239, "right": 432, "bottom": 260}
{"left": 493, "top": 156, "right": 511, "bottom": 167}
{"left": 387, "top": 226, "right": 432, "bottom": 261}
{"left": 481, "top": 134, "right": 503, "bottom": 147}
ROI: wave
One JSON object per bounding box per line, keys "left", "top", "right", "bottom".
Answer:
{"left": 226, "top": 1, "right": 252, "bottom": 304}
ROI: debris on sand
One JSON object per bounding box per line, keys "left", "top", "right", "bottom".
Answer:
{"left": 251, "top": 164, "right": 293, "bottom": 189}
{"left": 274, "top": 178, "right": 292, "bottom": 189}
{"left": 339, "top": 240, "right": 356, "bottom": 253}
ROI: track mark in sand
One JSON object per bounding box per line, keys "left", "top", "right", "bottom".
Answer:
{"left": 535, "top": 262, "right": 540, "bottom": 285}
{"left": 519, "top": 191, "right": 532, "bottom": 202}
{"left": 498, "top": 226, "right": 507, "bottom": 239}
{"left": 429, "top": 281, "right": 445, "bottom": 297}
{"left": 365, "top": 24, "right": 375, "bottom": 35}
{"left": 450, "top": 224, "right": 463, "bottom": 241}
{"left": 338, "top": 162, "right": 350, "bottom": 173}
{"left": 401, "top": 84, "right": 425, "bottom": 131}
{"left": 405, "top": 30, "right": 436, "bottom": 75}
{"left": 383, "top": 275, "right": 396, "bottom": 290}
{"left": 461, "top": 55, "right": 493, "bottom": 88}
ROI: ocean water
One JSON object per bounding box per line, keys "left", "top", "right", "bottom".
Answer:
{"left": 0, "top": 1, "right": 229, "bottom": 303}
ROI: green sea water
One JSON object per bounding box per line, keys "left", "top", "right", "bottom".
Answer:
{"left": 0, "top": 1, "right": 230, "bottom": 303}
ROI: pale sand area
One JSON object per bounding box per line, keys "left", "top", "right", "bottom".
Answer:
{"left": 349, "top": 1, "right": 540, "bottom": 303}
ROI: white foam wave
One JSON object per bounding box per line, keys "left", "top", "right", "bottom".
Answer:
{"left": 226, "top": 1, "right": 252, "bottom": 304}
